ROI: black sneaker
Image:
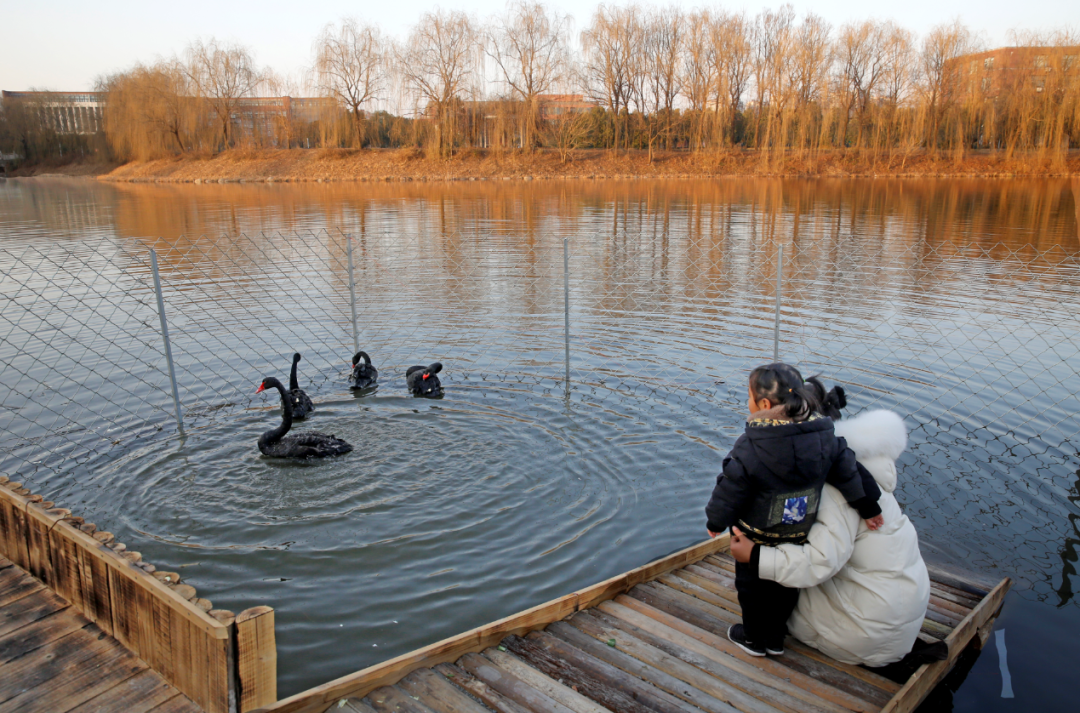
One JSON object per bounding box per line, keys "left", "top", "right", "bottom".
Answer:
{"left": 727, "top": 624, "right": 766, "bottom": 657}
{"left": 766, "top": 640, "right": 785, "bottom": 656}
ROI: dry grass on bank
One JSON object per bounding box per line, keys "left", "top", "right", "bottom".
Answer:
{"left": 16, "top": 148, "right": 1080, "bottom": 182}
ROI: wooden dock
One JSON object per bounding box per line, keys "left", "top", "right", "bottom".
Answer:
{"left": 257, "top": 536, "right": 1010, "bottom": 713}
{"left": 0, "top": 554, "right": 201, "bottom": 713}
{"left": 0, "top": 478, "right": 278, "bottom": 713}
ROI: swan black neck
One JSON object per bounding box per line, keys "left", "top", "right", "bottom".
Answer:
{"left": 290, "top": 353, "right": 301, "bottom": 391}
{"left": 352, "top": 351, "right": 370, "bottom": 367}
{"left": 259, "top": 377, "right": 292, "bottom": 447}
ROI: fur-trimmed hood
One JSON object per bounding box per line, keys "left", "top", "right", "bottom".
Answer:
{"left": 834, "top": 410, "right": 908, "bottom": 493}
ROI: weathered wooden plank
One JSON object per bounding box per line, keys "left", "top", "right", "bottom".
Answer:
{"left": 341, "top": 700, "right": 380, "bottom": 713}
{"left": 547, "top": 620, "right": 781, "bottom": 713}
{"left": 397, "top": 667, "right": 494, "bottom": 713}
{"left": 0, "top": 609, "right": 86, "bottom": 665}
{"left": 0, "top": 649, "right": 146, "bottom": 713}
{"left": 483, "top": 647, "right": 612, "bottom": 713}
{"left": 879, "top": 577, "right": 1010, "bottom": 713}
{"left": 366, "top": 685, "right": 440, "bottom": 713}
{"left": 253, "top": 535, "right": 731, "bottom": 713}
{"left": 605, "top": 597, "right": 877, "bottom": 713}
{"left": 22, "top": 502, "right": 57, "bottom": 585}
{"left": 238, "top": 606, "right": 277, "bottom": 712}
{"left": 64, "top": 668, "right": 181, "bottom": 713}
{"left": 0, "top": 489, "right": 30, "bottom": 570}
{"left": 0, "top": 568, "right": 45, "bottom": 608}
{"left": 431, "top": 663, "right": 533, "bottom": 713}
{"left": 923, "top": 564, "right": 996, "bottom": 598}
{"left": 570, "top": 609, "right": 841, "bottom": 713}
{"left": 636, "top": 582, "right": 895, "bottom": 708}
{"left": 0, "top": 584, "right": 71, "bottom": 638}
{"left": 928, "top": 594, "right": 970, "bottom": 618}
{"left": 145, "top": 693, "right": 206, "bottom": 713}
{"left": 458, "top": 652, "right": 577, "bottom": 713}
{"left": 0, "top": 625, "right": 129, "bottom": 709}
{"left": 505, "top": 633, "right": 690, "bottom": 713}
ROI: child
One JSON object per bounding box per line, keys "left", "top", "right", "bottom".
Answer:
{"left": 705, "top": 363, "right": 883, "bottom": 657}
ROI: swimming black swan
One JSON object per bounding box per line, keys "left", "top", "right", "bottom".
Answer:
{"left": 406, "top": 362, "right": 444, "bottom": 397}
{"left": 255, "top": 377, "right": 352, "bottom": 458}
{"left": 288, "top": 353, "right": 314, "bottom": 419}
{"left": 349, "top": 350, "right": 379, "bottom": 389}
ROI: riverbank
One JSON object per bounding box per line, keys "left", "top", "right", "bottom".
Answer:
{"left": 84, "top": 148, "right": 1080, "bottom": 183}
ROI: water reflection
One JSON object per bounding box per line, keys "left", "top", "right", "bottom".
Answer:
{"left": 1, "top": 177, "right": 1077, "bottom": 254}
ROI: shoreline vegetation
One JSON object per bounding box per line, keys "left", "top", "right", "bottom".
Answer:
{"left": 9, "top": 148, "right": 1080, "bottom": 182}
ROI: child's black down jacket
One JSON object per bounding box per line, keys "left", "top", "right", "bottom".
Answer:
{"left": 705, "top": 416, "right": 882, "bottom": 545}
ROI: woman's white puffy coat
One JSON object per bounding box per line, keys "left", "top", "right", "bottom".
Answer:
{"left": 757, "top": 410, "right": 930, "bottom": 666}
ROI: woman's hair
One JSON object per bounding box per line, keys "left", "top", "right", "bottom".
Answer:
{"left": 805, "top": 376, "right": 847, "bottom": 420}
{"left": 748, "top": 363, "right": 822, "bottom": 422}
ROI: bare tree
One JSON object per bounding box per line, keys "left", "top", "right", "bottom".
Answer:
{"left": 640, "top": 6, "right": 684, "bottom": 155}
{"left": 681, "top": 9, "right": 715, "bottom": 150}
{"left": 751, "top": 5, "right": 794, "bottom": 149}
{"left": 487, "top": 0, "right": 571, "bottom": 150}
{"left": 315, "top": 19, "right": 386, "bottom": 148}
{"left": 398, "top": 10, "right": 479, "bottom": 157}
{"left": 186, "top": 38, "right": 262, "bottom": 149}
{"left": 712, "top": 11, "right": 753, "bottom": 146}
{"left": 581, "top": 3, "right": 639, "bottom": 152}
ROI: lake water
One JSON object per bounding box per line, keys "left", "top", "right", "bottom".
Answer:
{"left": 1, "top": 176, "right": 1078, "bottom": 711}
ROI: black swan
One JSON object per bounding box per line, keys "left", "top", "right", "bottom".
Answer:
{"left": 406, "top": 362, "right": 444, "bottom": 397}
{"left": 255, "top": 377, "right": 352, "bottom": 458}
{"left": 288, "top": 353, "right": 315, "bottom": 419}
{"left": 349, "top": 350, "right": 379, "bottom": 390}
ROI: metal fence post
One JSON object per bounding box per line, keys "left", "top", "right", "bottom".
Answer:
{"left": 563, "top": 238, "right": 571, "bottom": 388}
{"left": 150, "top": 249, "right": 184, "bottom": 435}
{"left": 347, "top": 237, "right": 359, "bottom": 355}
{"left": 773, "top": 243, "right": 783, "bottom": 362}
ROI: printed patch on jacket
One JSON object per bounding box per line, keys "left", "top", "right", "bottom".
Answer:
{"left": 767, "top": 487, "right": 820, "bottom": 528}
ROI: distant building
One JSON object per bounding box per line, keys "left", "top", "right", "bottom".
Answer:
{"left": 1, "top": 91, "right": 337, "bottom": 142}
{"left": 537, "top": 94, "right": 597, "bottom": 120}
{"left": 949, "top": 46, "right": 1080, "bottom": 98}
{"left": 1, "top": 90, "right": 105, "bottom": 134}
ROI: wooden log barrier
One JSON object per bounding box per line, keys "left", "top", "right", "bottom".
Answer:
{"left": 0, "top": 479, "right": 278, "bottom": 713}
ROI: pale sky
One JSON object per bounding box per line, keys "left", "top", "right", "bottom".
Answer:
{"left": 2, "top": 0, "right": 1076, "bottom": 92}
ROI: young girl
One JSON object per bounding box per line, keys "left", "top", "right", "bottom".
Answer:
{"left": 705, "top": 363, "right": 883, "bottom": 657}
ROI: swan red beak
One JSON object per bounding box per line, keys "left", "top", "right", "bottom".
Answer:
{"left": 256, "top": 384, "right": 265, "bottom": 393}
{"left": 423, "top": 373, "right": 429, "bottom": 380}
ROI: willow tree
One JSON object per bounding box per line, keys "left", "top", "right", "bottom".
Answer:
{"left": 315, "top": 19, "right": 387, "bottom": 148}
{"left": 98, "top": 61, "right": 197, "bottom": 160}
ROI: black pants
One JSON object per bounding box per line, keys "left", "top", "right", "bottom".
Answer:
{"left": 735, "top": 558, "right": 800, "bottom": 648}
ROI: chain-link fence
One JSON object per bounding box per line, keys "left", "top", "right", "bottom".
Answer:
{"left": 2, "top": 229, "right": 1079, "bottom": 600}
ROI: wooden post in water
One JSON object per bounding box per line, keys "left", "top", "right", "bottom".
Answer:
{"left": 237, "top": 606, "right": 277, "bottom": 712}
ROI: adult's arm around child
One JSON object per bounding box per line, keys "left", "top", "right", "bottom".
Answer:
{"left": 756, "top": 486, "right": 860, "bottom": 588}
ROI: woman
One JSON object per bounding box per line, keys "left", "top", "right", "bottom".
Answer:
{"left": 730, "top": 409, "right": 930, "bottom": 666}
